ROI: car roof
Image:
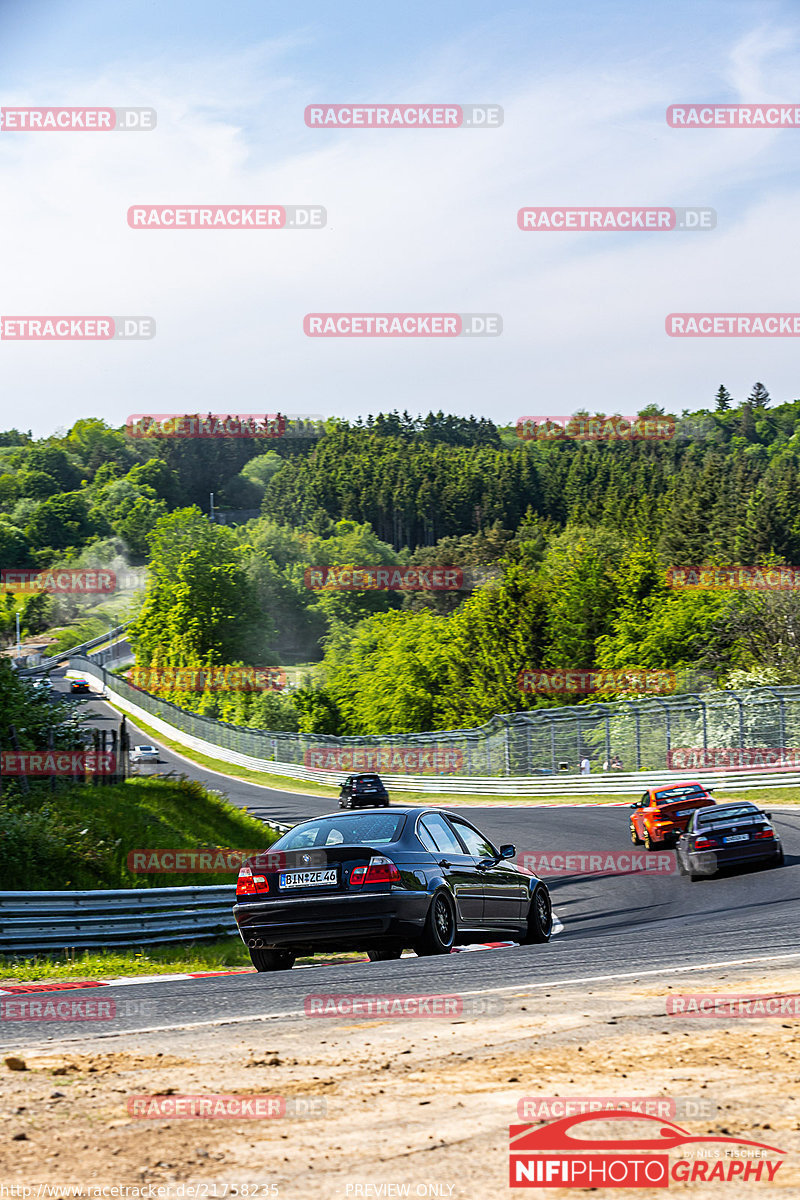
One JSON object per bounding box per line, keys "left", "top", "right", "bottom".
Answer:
{"left": 696, "top": 801, "right": 761, "bottom": 816}
{"left": 649, "top": 783, "right": 708, "bottom": 797}
{"left": 289, "top": 806, "right": 460, "bottom": 821}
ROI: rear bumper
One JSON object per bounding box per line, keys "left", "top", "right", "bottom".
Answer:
{"left": 652, "top": 827, "right": 680, "bottom": 844}
{"left": 686, "top": 844, "right": 781, "bottom": 874}
{"left": 233, "top": 890, "right": 430, "bottom": 949}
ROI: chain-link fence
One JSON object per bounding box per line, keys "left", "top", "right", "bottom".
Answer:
{"left": 71, "top": 656, "right": 800, "bottom": 778}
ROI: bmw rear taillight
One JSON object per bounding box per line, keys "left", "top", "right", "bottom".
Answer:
{"left": 349, "top": 855, "right": 402, "bottom": 886}
{"left": 236, "top": 866, "right": 269, "bottom": 896}
{"left": 693, "top": 836, "right": 719, "bottom": 850}
{"left": 755, "top": 828, "right": 775, "bottom": 840}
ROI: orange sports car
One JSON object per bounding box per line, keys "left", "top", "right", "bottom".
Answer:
{"left": 629, "top": 782, "right": 716, "bottom": 850}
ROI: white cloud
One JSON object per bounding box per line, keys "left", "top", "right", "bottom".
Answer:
{"left": 2, "top": 21, "right": 800, "bottom": 435}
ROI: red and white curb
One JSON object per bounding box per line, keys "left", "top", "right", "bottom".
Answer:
{"left": 0, "top": 924, "right": 563, "bottom": 995}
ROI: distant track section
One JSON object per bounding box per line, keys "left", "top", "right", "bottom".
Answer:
{"left": 68, "top": 657, "right": 800, "bottom": 797}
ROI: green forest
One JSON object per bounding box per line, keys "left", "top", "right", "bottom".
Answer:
{"left": 3, "top": 385, "right": 800, "bottom": 735}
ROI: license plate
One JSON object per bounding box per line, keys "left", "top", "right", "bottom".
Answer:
{"left": 279, "top": 868, "right": 338, "bottom": 889}
{"left": 724, "top": 834, "right": 749, "bottom": 844}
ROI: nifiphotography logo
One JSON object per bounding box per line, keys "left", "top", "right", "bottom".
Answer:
{"left": 509, "top": 1110, "right": 785, "bottom": 1187}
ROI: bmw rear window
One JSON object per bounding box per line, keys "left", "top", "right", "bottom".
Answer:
{"left": 654, "top": 786, "right": 707, "bottom": 802}
{"left": 696, "top": 804, "right": 760, "bottom": 825}
{"left": 274, "top": 813, "right": 405, "bottom": 849}
{"left": 355, "top": 775, "right": 382, "bottom": 786}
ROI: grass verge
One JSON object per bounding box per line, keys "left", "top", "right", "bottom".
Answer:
{"left": 0, "top": 938, "right": 252, "bottom": 982}
{"left": 0, "top": 939, "right": 367, "bottom": 983}
{"left": 0, "top": 777, "right": 277, "bottom": 889}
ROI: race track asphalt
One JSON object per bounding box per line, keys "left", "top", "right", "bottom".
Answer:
{"left": 5, "top": 675, "right": 797, "bottom": 1047}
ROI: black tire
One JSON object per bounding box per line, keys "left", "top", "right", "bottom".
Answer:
{"left": 249, "top": 947, "right": 296, "bottom": 972}
{"left": 521, "top": 884, "right": 553, "bottom": 944}
{"left": 415, "top": 891, "right": 456, "bottom": 956}
{"left": 367, "top": 947, "right": 403, "bottom": 961}
{"left": 677, "top": 853, "right": 688, "bottom": 876}
{"left": 630, "top": 824, "right": 641, "bottom": 846}
{"left": 643, "top": 828, "right": 657, "bottom": 851}
{"left": 772, "top": 848, "right": 785, "bottom": 868}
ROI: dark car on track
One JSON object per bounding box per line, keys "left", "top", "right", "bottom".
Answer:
{"left": 676, "top": 801, "right": 784, "bottom": 881}
{"left": 233, "top": 807, "right": 553, "bottom": 971}
{"left": 70, "top": 678, "right": 90, "bottom": 694}
{"left": 338, "top": 773, "right": 390, "bottom": 808}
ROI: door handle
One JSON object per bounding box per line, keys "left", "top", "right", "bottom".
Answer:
{"left": 438, "top": 859, "right": 451, "bottom": 868}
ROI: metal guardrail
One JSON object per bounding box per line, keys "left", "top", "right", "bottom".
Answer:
{"left": 0, "top": 886, "right": 236, "bottom": 953}
{"left": 68, "top": 657, "right": 800, "bottom": 796}
{"left": 18, "top": 623, "right": 132, "bottom": 674}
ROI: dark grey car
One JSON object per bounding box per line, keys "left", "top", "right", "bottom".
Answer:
{"left": 338, "top": 773, "right": 390, "bottom": 808}
{"left": 676, "top": 801, "right": 784, "bottom": 881}
{"left": 233, "top": 807, "right": 553, "bottom": 971}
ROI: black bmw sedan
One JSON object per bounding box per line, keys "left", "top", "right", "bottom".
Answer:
{"left": 676, "top": 801, "right": 784, "bottom": 881}
{"left": 233, "top": 807, "right": 553, "bottom": 971}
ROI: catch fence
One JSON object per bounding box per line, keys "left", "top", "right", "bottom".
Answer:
{"left": 69, "top": 657, "right": 800, "bottom": 780}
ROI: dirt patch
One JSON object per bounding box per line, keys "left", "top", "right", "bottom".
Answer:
{"left": 1, "top": 964, "right": 799, "bottom": 1198}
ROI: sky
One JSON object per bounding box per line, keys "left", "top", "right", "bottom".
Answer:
{"left": 2, "top": 0, "right": 800, "bottom": 435}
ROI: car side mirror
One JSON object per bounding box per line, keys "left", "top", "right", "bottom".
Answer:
{"left": 764, "top": 811, "right": 771, "bottom": 818}
{"left": 500, "top": 844, "right": 515, "bottom": 859}
{"left": 630, "top": 802, "right": 639, "bottom": 809}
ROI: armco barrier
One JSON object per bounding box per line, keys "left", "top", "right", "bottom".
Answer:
{"left": 18, "top": 623, "right": 132, "bottom": 675}
{"left": 0, "top": 886, "right": 236, "bottom": 953}
{"left": 68, "top": 656, "right": 800, "bottom": 796}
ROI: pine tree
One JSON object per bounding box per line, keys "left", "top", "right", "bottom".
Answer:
{"left": 748, "top": 382, "right": 771, "bottom": 408}
{"left": 715, "top": 385, "right": 733, "bottom": 411}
